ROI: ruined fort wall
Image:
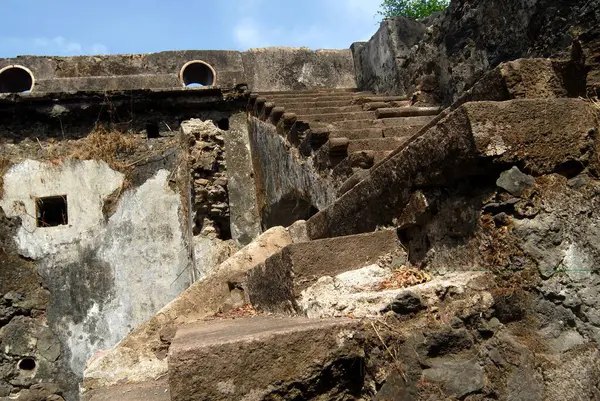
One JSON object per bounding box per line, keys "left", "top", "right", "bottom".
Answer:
{"left": 0, "top": 90, "right": 250, "bottom": 399}
{"left": 0, "top": 48, "right": 355, "bottom": 93}
{"left": 352, "top": 0, "right": 600, "bottom": 104}
{"left": 248, "top": 116, "right": 337, "bottom": 230}
{"left": 0, "top": 134, "right": 193, "bottom": 400}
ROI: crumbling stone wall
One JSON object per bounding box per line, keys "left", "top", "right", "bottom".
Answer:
{"left": 352, "top": 0, "right": 600, "bottom": 104}
{"left": 0, "top": 48, "right": 356, "bottom": 93}
{"left": 0, "top": 140, "right": 192, "bottom": 400}
{"left": 0, "top": 209, "right": 74, "bottom": 400}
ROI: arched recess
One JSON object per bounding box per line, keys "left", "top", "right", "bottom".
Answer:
{"left": 0, "top": 65, "right": 35, "bottom": 93}
{"left": 179, "top": 60, "right": 217, "bottom": 88}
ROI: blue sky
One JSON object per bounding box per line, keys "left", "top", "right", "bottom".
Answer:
{"left": 0, "top": 0, "right": 383, "bottom": 58}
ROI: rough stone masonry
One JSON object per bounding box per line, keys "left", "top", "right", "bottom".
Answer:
{"left": 1, "top": 0, "right": 600, "bottom": 400}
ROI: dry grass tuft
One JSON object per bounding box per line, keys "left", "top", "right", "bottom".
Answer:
{"left": 378, "top": 267, "right": 431, "bottom": 290}
{"left": 68, "top": 125, "right": 139, "bottom": 172}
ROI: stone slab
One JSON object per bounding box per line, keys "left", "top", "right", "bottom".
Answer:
{"left": 246, "top": 229, "right": 400, "bottom": 313}
{"left": 168, "top": 316, "right": 361, "bottom": 401}
{"left": 82, "top": 226, "right": 292, "bottom": 393}
{"left": 83, "top": 381, "right": 170, "bottom": 401}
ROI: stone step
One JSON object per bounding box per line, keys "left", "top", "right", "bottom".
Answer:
{"left": 306, "top": 98, "right": 596, "bottom": 240}
{"left": 285, "top": 105, "right": 364, "bottom": 114}
{"left": 256, "top": 88, "right": 359, "bottom": 96}
{"left": 81, "top": 226, "right": 293, "bottom": 394}
{"left": 362, "top": 100, "right": 411, "bottom": 110}
{"left": 263, "top": 93, "right": 371, "bottom": 102}
{"left": 382, "top": 125, "right": 424, "bottom": 138}
{"left": 168, "top": 316, "right": 362, "bottom": 401}
{"left": 270, "top": 99, "right": 357, "bottom": 108}
{"left": 246, "top": 229, "right": 400, "bottom": 313}
{"left": 351, "top": 95, "right": 409, "bottom": 104}
{"left": 378, "top": 115, "right": 437, "bottom": 127}
{"left": 82, "top": 381, "right": 170, "bottom": 401}
{"left": 329, "top": 128, "right": 384, "bottom": 140}
{"left": 317, "top": 115, "right": 435, "bottom": 132}
{"left": 376, "top": 106, "right": 441, "bottom": 119}
{"left": 347, "top": 137, "right": 407, "bottom": 154}
{"left": 298, "top": 111, "right": 376, "bottom": 123}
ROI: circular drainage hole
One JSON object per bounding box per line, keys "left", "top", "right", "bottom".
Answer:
{"left": 18, "top": 357, "right": 36, "bottom": 371}
{"left": 0, "top": 65, "right": 34, "bottom": 93}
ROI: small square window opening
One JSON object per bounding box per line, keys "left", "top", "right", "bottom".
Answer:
{"left": 36, "top": 196, "right": 68, "bottom": 227}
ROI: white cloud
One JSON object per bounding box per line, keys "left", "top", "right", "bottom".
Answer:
{"left": 234, "top": 19, "right": 268, "bottom": 49}
{"left": 230, "top": 0, "right": 381, "bottom": 50}
{"left": 0, "top": 36, "right": 109, "bottom": 57}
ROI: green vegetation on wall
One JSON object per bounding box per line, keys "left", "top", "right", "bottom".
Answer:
{"left": 378, "top": 0, "right": 449, "bottom": 19}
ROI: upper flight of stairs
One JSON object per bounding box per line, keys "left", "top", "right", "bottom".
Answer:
{"left": 247, "top": 89, "right": 442, "bottom": 181}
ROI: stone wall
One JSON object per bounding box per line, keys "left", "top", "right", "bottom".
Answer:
{"left": 0, "top": 48, "right": 356, "bottom": 93}
{"left": 352, "top": 0, "right": 600, "bottom": 104}
{"left": 0, "top": 133, "right": 192, "bottom": 400}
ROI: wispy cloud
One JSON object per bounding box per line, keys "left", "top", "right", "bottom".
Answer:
{"left": 0, "top": 36, "right": 109, "bottom": 57}
{"left": 234, "top": 19, "right": 266, "bottom": 49}
{"left": 231, "top": 0, "right": 381, "bottom": 50}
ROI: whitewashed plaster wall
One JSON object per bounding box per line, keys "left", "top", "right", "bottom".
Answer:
{"left": 0, "top": 160, "right": 191, "bottom": 375}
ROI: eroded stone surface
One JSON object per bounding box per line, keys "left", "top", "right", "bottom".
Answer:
{"left": 168, "top": 317, "right": 362, "bottom": 401}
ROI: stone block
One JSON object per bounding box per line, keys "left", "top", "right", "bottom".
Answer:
{"left": 246, "top": 229, "right": 400, "bottom": 313}
{"left": 168, "top": 317, "right": 362, "bottom": 401}
{"left": 83, "top": 381, "right": 170, "bottom": 401}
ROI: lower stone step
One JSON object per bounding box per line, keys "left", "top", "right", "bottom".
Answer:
{"left": 256, "top": 88, "right": 359, "bottom": 96}
{"left": 246, "top": 229, "right": 400, "bottom": 313}
{"left": 82, "top": 381, "right": 170, "bottom": 401}
{"left": 274, "top": 99, "right": 356, "bottom": 108}
{"left": 376, "top": 106, "right": 441, "bottom": 119}
{"left": 168, "top": 316, "right": 363, "bottom": 401}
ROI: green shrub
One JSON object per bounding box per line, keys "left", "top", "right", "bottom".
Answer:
{"left": 378, "top": 0, "right": 449, "bottom": 19}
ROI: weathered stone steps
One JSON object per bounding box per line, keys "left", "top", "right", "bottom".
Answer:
{"left": 246, "top": 229, "right": 399, "bottom": 313}
{"left": 260, "top": 93, "right": 369, "bottom": 102}
{"left": 256, "top": 88, "right": 358, "bottom": 96}
{"left": 376, "top": 106, "right": 441, "bottom": 118}
{"left": 331, "top": 115, "right": 436, "bottom": 130}
{"left": 247, "top": 89, "right": 441, "bottom": 180}
{"left": 297, "top": 110, "right": 376, "bottom": 123}
{"left": 325, "top": 124, "right": 427, "bottom": 140}
{"left": 271, "top": 99, "right": 359, "bottom": 108}
{"left": 347, "top": 137, "right": 407, "bottom": 153}
{"left": 306, "top": 98, "right": 597, "bottom": 240}
{"left": 168, "top": 316, "right": 360, "bottom": 401}
{"left": 285, "top": 105, "right": 364, "bottom": 114}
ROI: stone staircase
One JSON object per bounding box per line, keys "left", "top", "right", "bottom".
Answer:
{"left": 83, "top": 226, "right": 417, "bottom": 401}
{"left": 247, "top": 89, "right": 441, "bottom": 180}
{"left": 82, "top": 90, "right": 447, "bottom": 400}
{"left": 82, "top": 59, "right": 592, "bottom": 400}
